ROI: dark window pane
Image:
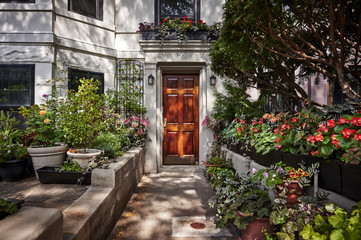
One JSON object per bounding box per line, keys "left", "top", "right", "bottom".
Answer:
{"left": 0, "top": 65, "right": 34, "bottom": 108}
{"left": 69, "top": 0, "right": 102, "bottom": 20}
{"left": 160, "top": 0, "right": 195, "bottom": 20}
{"left": 68, "top": 68, "right": 104, "bottom": 94}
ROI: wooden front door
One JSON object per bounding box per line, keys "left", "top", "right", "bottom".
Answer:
{"left": 163, "top": 74, "right": 199, "bottom": 165}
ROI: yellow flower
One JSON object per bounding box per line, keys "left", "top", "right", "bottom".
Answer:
{"left": 40, "top": 110, "right": 46, "bottom": 115}
{"left": 44, "top": 119, "right": 50, "bottom": 124}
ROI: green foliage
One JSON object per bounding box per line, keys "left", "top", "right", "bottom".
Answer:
{"left": 94, "top": 132, "right": 126, "bottom": 158}
{"left": 55, "top": 161, "right": 84, "bottom": 172}
{"left": 0, "top": 111, "right": 28, "bottom": 162}
{"left": 18, "top": 93, "right": 64, "bottom": 147}
{"left": 270, "top": 196, "right": 333, "bottom": 240}
{"left": 300, "top": 201, "right": 361, "bottom": 240}
{"left": 0, "top": 198, "right": 18, "bottom": 216}
{"left": 58, "top": 78, "right": 105, "bottom": 150}
{"left": 212, "top": 79, "right": 263, "bottom": 125}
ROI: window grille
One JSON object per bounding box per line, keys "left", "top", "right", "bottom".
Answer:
{"left": 155, "top": 0, "right": 200, "bottom": 23}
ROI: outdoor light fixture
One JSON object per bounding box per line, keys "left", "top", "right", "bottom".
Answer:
{"left": 148, "top": 74, "right": 154, "bottom": 85}
{"left": 210, "top": 74, "right": 216, "bottom": 86}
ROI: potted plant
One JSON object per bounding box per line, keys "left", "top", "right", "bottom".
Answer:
{"left": 138, "top": 16, "right": 220, "bottom": 44}
{"left": 0, "top": 198, "right": 19, "bottom": 220}
{"left": 58, "top": 78, "right": 104, "bottom": 167}
{"left": 0, "top": 111, "right": 28, "bottom": 182}
{"left": 18, "top": 94, "right": 67, "bottom": 179}
{"left": 233, "top": 189, "right": 274, "bottom": 240}
{"left": 253, "top": 161, "right": 314, "bottom": 207}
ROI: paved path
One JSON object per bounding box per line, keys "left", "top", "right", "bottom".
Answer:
{"left": 107, "top": 167, "right": 239, "bottom": 240}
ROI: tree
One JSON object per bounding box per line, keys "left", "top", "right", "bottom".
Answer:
{"left": 211, "top": 0, "right": 361, "bottom": 110}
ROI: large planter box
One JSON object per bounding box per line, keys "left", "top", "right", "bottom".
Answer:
{"left": 282, "top": 153, "right": 320, "bottom": 169}
{"left": 251, "top": 151, "right": 282, "bottom": 167}
{"left": 141, "top": 30, "right": 209, "bottom": 41}
{"left": 340, "top": 162, "right": 361, "bottom": 201}
{"left": 36, "top": 166, "right": 91, "bottom": 185}
{"left": 318, "top": 159, "right": 342, "bottom": 194}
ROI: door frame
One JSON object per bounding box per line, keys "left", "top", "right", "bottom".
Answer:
{"left": 155, "top": 64, "right": 209, "bottom": 168}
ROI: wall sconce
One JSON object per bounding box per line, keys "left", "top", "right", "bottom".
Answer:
{"left": 148, "top": 74, "right": 154, "bottom": 85}
{"left": 210, "top": 74, "right": 216, "bottom": 86}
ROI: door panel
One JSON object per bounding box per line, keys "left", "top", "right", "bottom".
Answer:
{"left": 163, "top": 74, "right": 199, "bottom": 165}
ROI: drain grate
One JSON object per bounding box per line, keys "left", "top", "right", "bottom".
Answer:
{"left": 190, "top": 222, "right": 206, "bottom": 229}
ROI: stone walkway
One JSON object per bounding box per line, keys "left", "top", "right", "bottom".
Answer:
{"left": 107, "top": 167, "right": 240, "bottom": 240}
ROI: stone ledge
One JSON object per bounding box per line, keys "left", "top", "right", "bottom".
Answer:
{"left": 0, "top": 207, "right": 63, "bottom": 240}
{"left": 225, "top": 148, "right": 357, "bottom": 211}
{"left": 63, "top": 147, "right": 145, "bottom": 240}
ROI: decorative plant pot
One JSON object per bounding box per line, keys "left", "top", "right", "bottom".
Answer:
{"left": 36, "top": 166, "right": 91, "bottom": 185}
{"left": 276, "top": 180, "right": 304, "bottom": 207}
{"left": 141, "top": 30, "right": 157, "bottom": 40}
{"left": 27, "top": 144, "right": 68, "bottom": 179}
{"left": 339, "top": 162, "right": 361, "bottom": 201}
{"left": 240, "top": 217, "right": 274, "bottom": 240}
{"left": 0, "top": 159, "right": 27, "bottom": 182}
{"left": 67, "top": 149, "right": 102, "bottom": 167}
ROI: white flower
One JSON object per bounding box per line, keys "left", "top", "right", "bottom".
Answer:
{"left": 252, "top": 168, "right": 257, "bottom": 174}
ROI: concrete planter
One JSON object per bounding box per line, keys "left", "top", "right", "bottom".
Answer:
{"left": 27, "top": 144, "right": 68, "bottom": 179}
{"left": 36, "top": 166, "right": 91, "bottom": 185}
{"left": 67, "top": 149, "right": 102, "bottom": 167}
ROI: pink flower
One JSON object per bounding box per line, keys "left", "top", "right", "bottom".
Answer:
{"left": 124, "top": 117, "right": 130, "bottom": 124}
{"left": 354, "top": 134, "right": 361, "bottom": 142}
{"left": 132, "top": 116, "right": 139, "bottom": 121}
{"left": 307, "top": 135, "right": 316, "bottom": 144}
{"left": 138, "top": 128, "right": 143, "bottom": 135}
{"left": 131, "top": 121, "right": 138, "bottom": 128}
{"left": 141, "top": 118, "right": 149, "bottom": 127}
{"left": 341, "top": 128, "right": 353, "bottom": 139}
{"left": 202, "top": 116, "right": 209, "bottom": 126}
{"left": 338, "top": 117, "right": 349, "bottom": 125}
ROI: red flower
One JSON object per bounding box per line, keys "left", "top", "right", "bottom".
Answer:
{"left": 199, "top": 20, "right": 203, "bottom": 23}
{"left": 163, "top": 18, "right": 167, "bottom": 22}
{"left": 354, "top": 134, "right": 361, "bottom": 142}
{"left": 351, "top": 117, "right": 361, "bottom": 126}
{"left": 274, "top": 127, "right": 279, "bottom": 135}
{"left": 317, "top": 123, "right": 328, "bottom": 133}
{"left": 252, "top": 120, "right": 256, "bottom": 125}
{"left": 311, "top": 150, "right": 319, "bottom": 156}
{"left": 307, "top": 135, "right": 316, "bottom": 144}
{"left": 341, "top": 128, "right": 353, "bottom": 139}
{"left": 327, "top": 119, "right": 336, "bottom": 128}
{"left": 276, "top": 144, "right": 281, "bottom": 149}
{"left": 159, "top": 22, "right": 163, "bottom": 25}
{"left": 258, "top": 118, "right": 263, "bottom": 124}
{"left": 338, "top": 117, "right": 349, "bottom": 125}
{"left": 315, "top": 133, "right": 324, "bottom": 142}
{"left": 274, "top": 137, "right": 281, "bottom": 143}
{"left": 292, "top": 118, "right": 298, "bottom": 123}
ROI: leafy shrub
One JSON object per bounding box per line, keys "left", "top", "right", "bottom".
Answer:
{"left": 0, "top": 198, "right": 18, "bottom": 216}
{"left": 94, "top": 132, "right": 125, "bottom": 158}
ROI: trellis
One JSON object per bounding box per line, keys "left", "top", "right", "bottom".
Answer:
{"left": 116, "top": 59, "right": 145, "bottom": 117}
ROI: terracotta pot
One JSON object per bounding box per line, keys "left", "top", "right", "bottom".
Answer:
{"left": 28, "top": 144, "right": 68, "bottom": 179}
{"left": 240, "top": 217, "right": 274, "bottom": 240}
{"left": 276, "top": 180, "right": 304, "bottom": 206}
{"left": 67, "top": 149, "right": 102, "bottom": 167}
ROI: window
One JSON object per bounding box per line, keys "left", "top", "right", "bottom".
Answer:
{"left": 68, "top": 68, "right": 104, "bottom": 94}
{"left": 333, "top": 67, "right": 361, "bottom": 105}
{"left": 0, "top": 65, "right": 34, "bottom": 110}
{"left": 68, "top": 0, "right": 103, "bottom": 20}
{"left": 0, "top": 0, "right": 34, "bottom": 2}
{"left": 155, "top": 0, "right": 200, "bottom": 23}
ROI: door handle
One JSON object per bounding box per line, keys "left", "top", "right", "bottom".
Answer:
{"left": 163, "top": 118, "right": 167, "bottom": 128}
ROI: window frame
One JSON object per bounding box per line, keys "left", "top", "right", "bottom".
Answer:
{"left": 155, "top": 0, "right": 201, "bottom": 24}
{"left": 68, "top": 68, "right": 104, "bottom": 94}
{"left": 0, "top": 0, "right": 35, "bottom": 3}
{"left": 68, "top": 0, "right": 103, "bottom": 21}
{"left": 0, "top": 64, "right": 35, "bottom": 110}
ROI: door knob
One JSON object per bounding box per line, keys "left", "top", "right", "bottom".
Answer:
{"left": 163, "top": 118, "right": 167, "bottom": 128}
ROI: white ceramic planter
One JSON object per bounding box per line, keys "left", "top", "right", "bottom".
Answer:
{"left": 27, "top": 144, "right": 68, "bottom": 179}
{"left": 67, "top": 149, "right": 102, "bottom": 167}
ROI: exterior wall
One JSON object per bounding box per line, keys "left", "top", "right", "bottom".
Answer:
{"left": 0, "top": 0, "right": 54, "bottom": 105}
